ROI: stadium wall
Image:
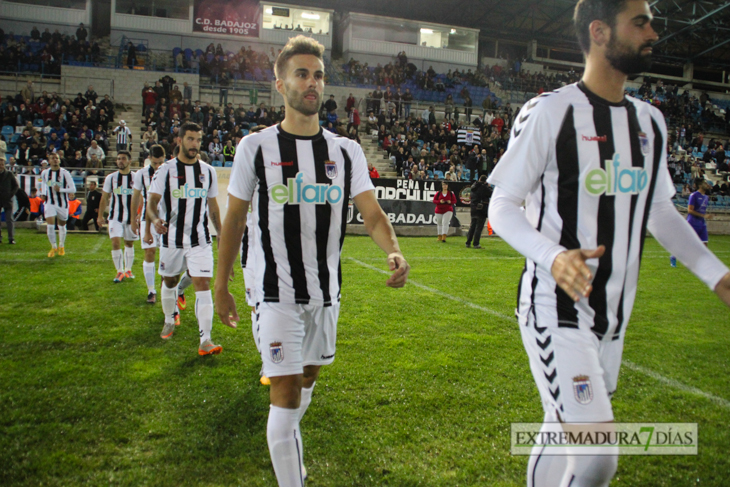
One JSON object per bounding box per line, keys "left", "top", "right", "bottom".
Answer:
{"left": 340, "top": 53, "right": 476, "bottom": 77}
{"left": 0, "top": 0, "right": 91, "bottom": 30}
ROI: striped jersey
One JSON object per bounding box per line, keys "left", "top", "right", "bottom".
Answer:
{"left": 457, "top": 126, "right": 482, "bottom": 146}
{"left": 40, "top": 168, "right": 76, "bottom": 208}
{"left": 149, "top": 158, "right": 218, "bottom": 249}
{"left": 488, "top": 82, "right": 675, "bottom": 341}
{"left": 103, "top": 170, "right": 136, "bottom": 224}
{"left": 229, "top": 124, "right": 374, "bottom": 307}
{"left": 114, "top": 126, "right": 132, "bottom": 144}
{"left": 132, "top": 164, "right": 157, "bottom": 223}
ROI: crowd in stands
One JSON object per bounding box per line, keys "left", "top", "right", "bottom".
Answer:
{"left": 173, "top": 43, "right": 278, "bottom": 84}
{"left": 0, "top": 24, "right": 102, "bottom": 75}
{"left": 1, "top": 81, "right": 116, "bottom": 177}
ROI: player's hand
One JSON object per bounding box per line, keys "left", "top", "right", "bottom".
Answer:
{"left": 714, "top": 272, "right": 730, "bottom": 308}
{"left": 551, "top": 246, "right": 605, "bottom": 302}
{"left": 386, "top": 252, "right": 410, "bottom": 288}
{"left": 143, "top": 232, "right": 153, "bottom": 245}
{"left": 153, "top": 218, "right": 167, "bottom": 234}
{"left": 706, "top": 213, "right": 713, "bottom": 220}
{"left": 97, "top": 216, "right": 105, "bottom": 228}
{"left": 229, "top": 266, "right": 236, "bottom": 282}
{"left": 52, "top": 185, "right": 60, "bottom": 193}
{"left": 131, "top": 220, "right": 139, "bottom": 235}
{"left": 215, "top": 287, "right": 239, "bottom": 328}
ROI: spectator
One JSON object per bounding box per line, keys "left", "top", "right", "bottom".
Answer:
{"left": 208, "top": 136, "right": 223, "bottom": 163}
{"left": 113, "top": 120, "right": 132, "bottom": 152}
{"left": 0, "top": 155, "right": 19, "bottom": 243}
{"left": 183, "top": 82, "right": 193, "bottom": 102}
{"left": 126, "top": 41, "right": 137, "bottom": 69}
{"left": 324, "top": 94, "right": 337, "bottom": 114}
{"left": 223, "top": 139, "right": 235, "bottom": 163}
{"left": 465, "top": 175, "right": 492, "bottom": 249}
{"left": 76, "top": 23, "right": 87, "bottom": 42}
{"left": 368, "top": 163, "right": 380, "bottom": 179}
{"left": 81, "top": 179, "right": 101, "bottom": 230}
{"left": 28, "top": 187, "right": 42, "bottom": 221}
{"left": 67, "top": 193, "right": 82, "bottom": 230}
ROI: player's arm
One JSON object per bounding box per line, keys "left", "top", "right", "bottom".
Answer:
{"left": 130, "top": 188, "right": 142, "bottom": 234}
{"left": 59, "top": 172, "right": 76, "bottom": 193}
{"left": 354, "top": 190, "right": 410, "bottom": 288}
{"left": 687, "top": 204, "right": 705, "bottom": 219}
{"left": 207, "top": 196, "right": 223, "bottom": 241}
{"left": 648, "top": 198, "right": 730, "bottom": 307}
{"left": 146, "top": 192, "right": 166, "bottom": 234}
{"left": 96, "top": 191, "right": 109, "bottom": 227}
{"left": 214, "top": 194, "right": 248, "bottom": 328}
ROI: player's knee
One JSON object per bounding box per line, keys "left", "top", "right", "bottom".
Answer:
{"left": 302, "top": 365, "right": 320, "bottom": 388}
{"left": 270, "top": 376, "right": 303, "bottom": 409}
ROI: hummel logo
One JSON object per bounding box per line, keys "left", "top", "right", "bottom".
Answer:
{"left": 519, "top": 113, "right": 530, "bottom": 124}
{"left": 271, "top": 161, "right": 294, "bottom": 167}
{"left": 582, "top": 135, "right": 608, "bottom": 142}
{"left": 514, "top": 127, "right": 523, "bottom": 137}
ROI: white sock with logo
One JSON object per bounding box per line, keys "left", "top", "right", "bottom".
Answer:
{"left": 111, "top": 249, "right": 123, "bottom": 272}
{"left": 195, "top": 290, "right": 213, "bottom": 343}
{"left": 161, "top": 282, "right": 177, "bottom": 324}
{"left": 178, "top": 271, "right": 193, "bottom": 296}
{"left": 47, "top": 225, "right": 57, "bottom": 248}
{"left": 58, "top": 225, "right": 67, "bottom": 247}
{"left": 124, "top": 246, "right": 134, "bottom": 272}
{"left": 267, "top": 406, "right": 305, "bottom": 487}
{"left": 143, "top": 261, "right": 156, "bottom": 293}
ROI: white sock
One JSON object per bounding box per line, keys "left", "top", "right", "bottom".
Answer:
{"left": 195, "top": 290, "right": 213, "bottom": 343}
{"left": 298, "top": 382, "right": 314, "bottom": 423}
{"left": 112, "top": 249, "right": 123, "bottom": 272}
{"left": 527, "top": 412, "right": 567, "bottom": 487}
{"left": 267, "top": 405, "right": 305, "bottom": 487}
{"left": 143, "top": 261, "right": 156, "bottom": 293}
{"left": 47, "top": 225, "right": 57, "bottom": 248}
{"left": 161, "top": 282, "right": 177, "bottom": 324}
{"left": 178, "top": 271, "right": 193, "bottom": 295}
{"left": 124, "top": 246, "right": 134, "bottom": 272}
{"left": 58, "top": 225, "right": 67, "bottom": 247}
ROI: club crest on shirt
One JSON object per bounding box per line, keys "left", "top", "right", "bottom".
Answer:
{"left": 573, "top": 375, "right": 593, "bottom": 405}
{"left": 199, "top": 174, "right": 206, "bottom": 184}
{"left": 324, "top": 161, "right": 337, "bottom": 179}
{"left": 270, "top": 342, "right": 284, "bottom": 364}
{"left": 638, "top": 132, "right": 650, "bottom": 156}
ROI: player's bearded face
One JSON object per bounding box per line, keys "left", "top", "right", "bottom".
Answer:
{"left": 116, "top": 157, "right": 130, "bottom": 170}
{"left": 605, "top": 28, "right": 654, "bottom": 75}
{"left": 282, "top": 56, "right": 324, "bottom": 117}
{"left": 181, "top": 134, "right": 201, "bottom": 159}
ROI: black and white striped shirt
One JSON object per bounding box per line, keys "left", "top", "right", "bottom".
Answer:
{"left": 132, "top": 165, "right": 157, "bottom": 223}
{"left": 40, "top": 168, "right": 76, "bottom": 208}
{"left": 149, "top": 158, "right": 218, "bottom": 249}
{"left": 103, "top": 170, "right": 136, "bottom": 224}
{"left": 229, "top": 124, "right": 374, "bottom": 307}
{"left": 488, "top": 82, "right": 675, "bottom": 341}
{"left": 114, "top": 126, "right": 132, "bottom": 144}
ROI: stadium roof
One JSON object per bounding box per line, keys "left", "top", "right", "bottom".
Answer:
{"left": 288, "top": 0, "right": 730, "bottom": 69}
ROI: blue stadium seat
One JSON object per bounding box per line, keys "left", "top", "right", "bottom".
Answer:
{"left": 172, "top": 47, "right": 181, "bottom": 58}
{"left": 241, "top": 129, "right": 249, "bottom": 136}
{"left": 427, "top": 170, "right": 434, "bottom": 179}
{"left": 211, "top": 159, "right": 222, "bottom": 167}
{"left": 435, "top": 170, "right": 444, "bottom": 179}
{"left": 462, "top": 169, "right": 471, "bottom": 180}
{"left": 33, "top": 119, "right": 44, "bottom": 127}
{"left": 224, "top": 161, "right": 232, "bottom": 167}
{"left": 184, "top": 48, "right": 193, "bottom": 59}
{"left": 2, "top": 126, "right": 14, "bottom": 137}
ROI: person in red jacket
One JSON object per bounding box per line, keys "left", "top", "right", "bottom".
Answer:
{"left": 368, "top": 163, "right": 380, "bottom": 179}
{"left": 433, "top": 181, "right": 456, "bottom": 242}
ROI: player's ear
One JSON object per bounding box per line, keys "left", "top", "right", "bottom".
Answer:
{"left": 275, "top": 78, "right": 285, "bottom": 97}
{"left": 589, "top": 20, "right": 610, "bottom": 49}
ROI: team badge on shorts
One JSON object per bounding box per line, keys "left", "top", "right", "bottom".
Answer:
{"left": 324, "top": 161, "right": 337, "bottom": 179}
{"left": 638, "top": 132, "right": 650, "bottom": 155}
{"left": 270, "top": 342, "right": 284, "bottom": 364}
{"left": 160, "top": 262, "right": 165, "bottom": 270}
{"left": 573, "top": 375, "right": 593, "bottom": 405}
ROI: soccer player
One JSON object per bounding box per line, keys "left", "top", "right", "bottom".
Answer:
{"left": 98, "top": 151, "right": 138, "bottom": 282}
{"left": 131, "top": 145, "right": 166, "bottom": 303}
{"left": 214, "top": 36, "right": 410, "bottom": 487}
{"left": 671, "top": 177, "right": 711, "bottom": 267}
{"left": 40, "top": 152, "right": 76, "bottom": 257}
{"left": 487, "top": 1, "right": 730, "bottom": 486}
{"left": 146, "top": 121, "right": 224, "bottom": 353}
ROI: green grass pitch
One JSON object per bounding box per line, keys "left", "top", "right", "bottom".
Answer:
{"left": 1, "top": 229, "right": 729, "bottom": 486}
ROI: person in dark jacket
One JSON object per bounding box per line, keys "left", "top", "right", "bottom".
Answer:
{"left": 81, "top": 179, "right": 102, "bottom": 231}
{"left": 465, "top": 175, "right": 491, "bottom": 249}
{"left": 0, "top": 155, "right": 19, "bottom": 243}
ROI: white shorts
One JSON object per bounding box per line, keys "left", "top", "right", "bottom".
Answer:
{"left": 158, "top": 245, "right": 213, "bottom": 278}
{"left": 140, "top": 220, "right": 161, "bottom": 250}
{"left": 243, "top": 265, "right": 256, "bottom": 307}
{"left": 44, "top": 204, "right": 68, "bottom": 221}
{"left": 108, "top": 220, "right": 139, "bottom": 241}
{"left": 257, "top": 302, "right": 339, "bottom": 378}
{"left": 521, "top": 308, "right": 623, "bottom": 423}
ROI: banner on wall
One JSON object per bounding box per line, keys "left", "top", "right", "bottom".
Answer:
{"left": 193, "top": 0, "right": 259, "bottom": 37}
{"left": 348, "top": 199, "right": 440, "bottom": 226}
{"left": 371, "top": 178, "right": 474, "bottom": 208}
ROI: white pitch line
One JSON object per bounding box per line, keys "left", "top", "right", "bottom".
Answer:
{"left": 346, "top": 257, "right": 730, "bottom": 410}
{"left": 91, "top": 235, "right": 106, "bottom": 253}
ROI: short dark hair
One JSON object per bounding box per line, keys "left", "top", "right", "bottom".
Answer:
{"left": 150, "top": 145, "right": 165, "bottom": 159}
{"left": 695, "top": 178, "right": 706, "bottom": 188}
{"left": 180, "top": 121, "right": 202, "bottom": 139}
{"left": 274, "top": 35, "right": 325, "bottom": 79}
{"left": 117, "top": 150, "right": 132, "bottom": 159}
{"left": 574, "top": 0, "right": 630, "bottom": 53}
